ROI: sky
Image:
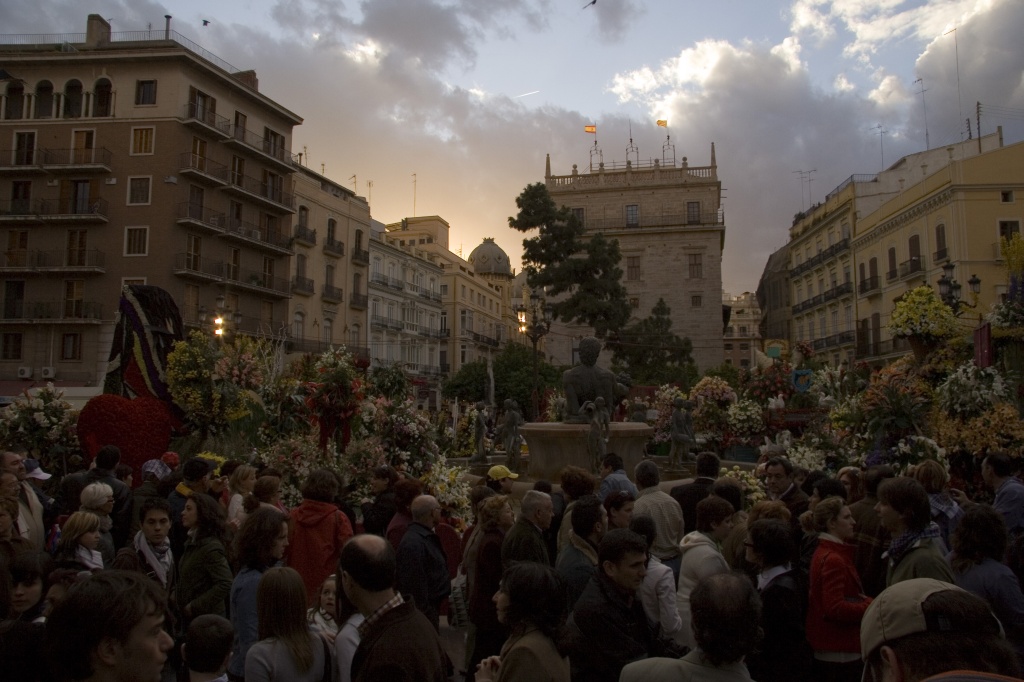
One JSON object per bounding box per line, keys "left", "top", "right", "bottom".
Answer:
{"left": 3, "top": 0, "right": 1023, "bottom": 296}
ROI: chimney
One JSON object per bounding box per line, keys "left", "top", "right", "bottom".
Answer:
{"left": 85, "top": 14, "right": 111, "bottom": 47}
{"left": 232, "top": 70, "right": 260, "bottom": 91}
{"left": 164, "top": 15, "right": 172, "bottom": 40}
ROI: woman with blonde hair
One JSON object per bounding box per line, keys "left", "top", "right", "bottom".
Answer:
{"left": 246, "top": 566, "right": 329, "bottom": 682}
{"left": 227, "top": 464, "right": 258, "bottom": 525}
{"left": 54, "top": 511, "right": 104, "bottom": 572}
{"left": 912, "top": 458, "right": 963, "bottom": 548}
{"left": 806, "top": 496, "right": 871, "bottom": 682}
{"left": 79, "top": 482, "right": 115, "bottom": 566}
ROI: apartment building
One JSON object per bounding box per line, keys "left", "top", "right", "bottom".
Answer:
{"left": 722, "top": 291, "right": 761, "bottom": 369}
{"left": 0, "top": 15, "right": 301, "bottom": 382}
{"left": 288, "top": 165, "right": 370, "bottom": 359}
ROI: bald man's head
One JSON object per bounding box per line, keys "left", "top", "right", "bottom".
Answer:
{"left": 339, "top": 534, "right": 396, "bottom": 592}
{"left": 411, "top": 494, "right": 441, "bottom": 524}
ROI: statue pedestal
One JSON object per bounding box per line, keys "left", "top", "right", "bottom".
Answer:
{"left": 520, "top": 422, "right": 654, "bottom": 482}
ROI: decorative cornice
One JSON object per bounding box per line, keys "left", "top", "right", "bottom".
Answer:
{"left": 852, "top": 189, "right": 953, "bottom": 251}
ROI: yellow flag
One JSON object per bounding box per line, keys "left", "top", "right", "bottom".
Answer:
{"left": 584, "top": 125, "right": 596, "bottom": 134}
{"left": 656, "top": 120, "right": 668, "bottom": 127}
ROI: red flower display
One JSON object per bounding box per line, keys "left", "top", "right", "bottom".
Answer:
{"left": 76, "top": 395, "right": 176, "bottom": 485}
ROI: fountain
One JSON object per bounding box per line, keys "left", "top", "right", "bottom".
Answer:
{"left": 520, "top": 337, "right": 653, "bottom": 481}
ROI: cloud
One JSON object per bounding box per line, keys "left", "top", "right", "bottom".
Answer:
{"left": 589, "top": 0, "right": 644, "bottom": 43}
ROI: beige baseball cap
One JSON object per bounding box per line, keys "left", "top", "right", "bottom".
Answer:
{"left": 860, "top": 578, "right": 1002, "bottom": 663}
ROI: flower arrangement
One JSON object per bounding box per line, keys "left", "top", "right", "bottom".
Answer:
{"left": 652, "top": 384, "right": 686, "bottom": 444}
{"left": 787, "top": 442, "right": 828, "bottom": 472}
{"left": 794, "top": 340, "right": 815, "bottom": 361}
{"left": 989, "top": 234, "right": 1024, "bottom": 333}
{"left": 864, "top": 436, "right": 947, "bottom": 475}
{"left": 727, "top": 399, "right": 765, "bottom": 437}
{"left": 214, "top": 336, "right": 265, "bottom": 392}
{"left": 860, "top": 357, "right": 933, "bottom": 447}
{"left": 166, "top": 330, "right": 225, "bottom": 436}
{"left": 304, "top": 347, "right": 362, "bottom": 450}
{"left": 887, "top": 286, "right": 960, "bottom": 339}
{"left": 935, "top": 403, "right": 1024, "bottom": 457}
{"left": 936, "top": 362, "right": 1010, "bottom": 418}
{"left": 689, "top": 376, "right": 737, "bottom": 406}
{"left": 0, "top": 383, "right": 79, "bottom": 474}
{"left": 744, "top": 362, "right": 794, "bottom": 405}
{"left": 254, "top": 433, "right": 343, "bottom": 508}
{"left": 418, "top": 455, "right": 472, "bottom": 530}
{"left": 718, "top": 465, "right": 767, "bottom": 509}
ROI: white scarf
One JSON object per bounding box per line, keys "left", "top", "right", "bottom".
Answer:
{"left": 76, "top": 544, "right": 104, "bottom": 571}
{"left": 133, "top": 530, "right": 173, "bottom": 587}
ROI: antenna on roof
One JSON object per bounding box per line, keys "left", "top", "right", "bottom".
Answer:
{"left": 626, "top": 119, "right": 638, "bottom": 166}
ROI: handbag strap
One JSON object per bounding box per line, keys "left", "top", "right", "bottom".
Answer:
{"left": 321, "top": 635, "right": 332, "bottom": 682}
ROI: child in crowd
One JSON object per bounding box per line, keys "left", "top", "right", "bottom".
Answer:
{"left": 183, "top": 614, "right": 234, "bottom": 682}
{"left": 306, "top": 574, "right": 339, "bottom": 642}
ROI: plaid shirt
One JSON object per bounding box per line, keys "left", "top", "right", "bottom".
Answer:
{"left": 357, "top": 592, "right": 404, "bottom": 639}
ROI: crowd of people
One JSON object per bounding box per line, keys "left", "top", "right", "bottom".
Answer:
{"left": 1, "top": 442, "right": 1024, "bottom": 682}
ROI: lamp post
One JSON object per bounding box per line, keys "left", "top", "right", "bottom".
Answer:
{"left": 198, "top": 294, "right": 242, "bottom": 341}
{"left": 937, "top": 262, "right": 981, "bottom": 316}
{"left": 517, "top": 292, "right": 552, "bottom": 420}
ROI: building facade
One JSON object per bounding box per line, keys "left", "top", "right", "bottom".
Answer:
{"left": 722, "top": 292, "right": 761, "bottom": 369}
{"left": 543, "top": 147, "right": 726, "bottom": 372}
{"left": 0, "top": 16, "right": 302, "bottom": 382}
{"left": 380, "top": 217, "right": 511, "bottom": 376}
{"left": 787, "top": 182, "right": 857, "bottom": 365}
{"left": 854, "top": 131, "right": 1022, "bottom": 363}
{"left": 755, "top": 244, "right": 791, "bottom": 345}
{"left": 288, "top": 166, "right": 370, "bottom": 359}
{"left": 366, "top": 219, "right": 445, "bottom": 403}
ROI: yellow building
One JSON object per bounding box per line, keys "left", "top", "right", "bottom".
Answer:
{"left": 288, "top": 166, "right": 370, "bottom": 359}
{"left": 380, "top": 216, "right": 510, "bottom": 375}
{"left": 854, "top": 130, "right": 1021, "bottom": 362}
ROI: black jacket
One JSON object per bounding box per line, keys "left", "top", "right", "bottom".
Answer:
{"left": 745, "top": 569, "right": 813, "bottom": 682}
{"left": 670, "top": 477, "right": 715, "bottom": 536}
{"left": 567, "top": 573, "right": 654, "bottom": 682}
{"left": 396, "top": 522, "right": 450, "bottom": 623}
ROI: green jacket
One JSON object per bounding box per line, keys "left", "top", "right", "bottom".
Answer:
{"left": 886, "top": 536, "right": 954, "bottom": 587}
{"left": 175, "top": 534, "right": 232, "bottom": 626}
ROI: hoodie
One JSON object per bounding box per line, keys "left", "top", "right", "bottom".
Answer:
{"left": 674, "top": 531, "right": 729, "bottom": 649}
{"left": 287, "top": 499, "right": 353, "bottom": 606}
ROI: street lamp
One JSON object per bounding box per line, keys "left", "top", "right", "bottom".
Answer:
{"left": 937, "top": 262, "right": 981, "bottom": 316}
{"left": 199, "top": 294, "right": 242, "bottom": 340}
{"left": 516, "top": 292, "right": 552, "bottom": 419}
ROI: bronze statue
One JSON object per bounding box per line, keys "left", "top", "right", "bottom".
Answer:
{"left": 668, "top": 397, "right": 695, "bottom": 467}
{"left": 470, "top": 401, "right": 489, "bottom": 462}
{"left": 562, "top": 336, "right": 617, "bottom": 423}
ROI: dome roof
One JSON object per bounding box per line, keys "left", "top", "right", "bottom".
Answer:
{"left": 468, "top": 238, "right": 512, "bottom": 277}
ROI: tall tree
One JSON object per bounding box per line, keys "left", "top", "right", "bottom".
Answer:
{"left": 509, "top": 182, "right": 630, "bottom": 339}
{"left": 442, "top": 343, "right": 560, "bottom": 419}
{"left": 609, "top": 298, "right": 697, "bottom": 386}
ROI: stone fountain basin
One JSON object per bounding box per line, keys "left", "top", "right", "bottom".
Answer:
{"left": 520, "top": 421, "right": 654, "bottom": 482}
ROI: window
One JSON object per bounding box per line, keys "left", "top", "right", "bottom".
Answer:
{"left": 122, "top": 278, "right": 146, "bottom": 286}
{"left": 13, "top": 132, "right": 35, "bottom": 166}
{"left": 260, "top": 300, "right": 274, "bottom": 328}
{"left": 127, "top": 177, "right": 151, "bottom": 205}
{"left": 67, "top": 230, "right": 86, "bottom": 266}
{"left": 1, "top": 333, "right": 22, "bottom": 360}
{"left": 186, "top": 235, "right": 202, "bottom": 271}
{"left": 724, "top": 343, "right": 733, "bottom": 351}
{"left": 71, "top": 130, "right": 94, "bottom": 162}
{"left": 625, "top": 204, "right": 639, "bottom": 228}
{"left": 691, "top": 295, "right": 702, "bottom": 308}
{"left": 234, "top": 111, "right": 247, "bottom": 138}
{"left": 263, "top": 257, "right": 275, "bottom": 286}
{"left": 6, "top": 230, "right": 27, "bottom": 267}
{"left": 999, "top": 221, "right": 1020, "bottom": 240}
{"left": 93, "top": 78, "right": 112, "bottom": 117}
{"left": 264, "top": 128, "right": 286, "bottom": 160}
{"left": 292, "top": 312, "right": 305, "bottom": 339}
{"left": 322, "top": 318, "right": 332, "bottom": 344}
{"left": 629, "top": 297, "right": 640, "bottom": 309}
{"left": 124, "top": 226, "right": 148, "bottom": 256}
{"left": 63, "top": 80, "right": 83, "bottom": 118}
{"left": 740, "top": 359, "right": 750, "bottom": 368}
{"left": 184, "top": 285, "right": 199, "bottom": 322}
{"left": 687, "top": 201, "right": 700, "bottom": 224}
{"left": 572, "top": 207, "right": 585, "bottom": 227}
{"left": 131, "top": 127, "right": 154, "bottom": 155}
{"left": 5, "top": 83, "right": 24, "bottom": 120}
{"left": 688, "top": 254, "right": 702, "bottom": 279}
{"left": 135, "top": 80, "right": 157, "bottom": 105}
{"left": 35, "top": 81, "right": 54, "bottom": 118}
{"left": 440, "top": 284, "right": 449, "bottom": 296}
{"left": 64, "top": 279, "right": 84, "bottom": 318}
{"left": 626, "top": 256, "right": 641, "bottom": 281}
{"left": 227, "top": 248, "right": 240, "bottom": 281}
{"left": 188, "top": 87, "right": 216, "bottom": 120}
{"left": 1002, "top": 191, "right": 1015, "bottom": 203}
{"left": 740, "top": 343, "right": 750, "bottom": 351}
{"left": 887, "top": 247, "right": 897, "bottom": 279}
{"left": 298, "top": 206, "right": 309, "bottom": 228}
{"left": 231, "top": 156, "right": 245, "bottom": 185}
{"left": 296, "top": 253, "right": 307, "bottom": 279}
{"left": 61, "top": 333, "right": 82, "bottom": 361}
{"left": 327, "top": 218, "right": 337, "bottom": 242}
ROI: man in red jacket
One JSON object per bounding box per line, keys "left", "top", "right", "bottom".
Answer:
{"left": 287, "top": 468, "right": 353, "bottom": 606}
